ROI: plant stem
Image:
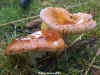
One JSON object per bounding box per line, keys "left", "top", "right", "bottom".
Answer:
{"left": 70, "top": 33, "right": 84, "bottom": 46}
{"left": 0, "top": 15, "right": 39, "bottom": 27}
{"left": 84, "top": 48, "right": 100, "bottom": 75}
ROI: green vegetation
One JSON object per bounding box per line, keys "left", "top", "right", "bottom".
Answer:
{"left": 0, "top": 0, "right": 100, "bottom": 75}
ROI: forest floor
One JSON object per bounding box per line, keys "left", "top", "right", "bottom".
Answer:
{"left": 0, "top": 0, "right": 100, "bottom": 75}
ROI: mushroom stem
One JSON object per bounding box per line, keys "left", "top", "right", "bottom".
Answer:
{"left": 61, "top": 29, "right": 69, "bottom": 45}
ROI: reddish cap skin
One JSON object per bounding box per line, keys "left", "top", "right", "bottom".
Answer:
{"left": 4, "top": 30, "right": 66, "bottom": 55}
{"left": 40, "top": 7, "right": 96, "bottom": 34}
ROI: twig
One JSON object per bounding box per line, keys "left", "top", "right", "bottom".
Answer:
{"left": 85, "top": 63, "right": 100, "bottom": 70}
{"left": 84, "top": 48, "right": 100, "bottom": 75}
{"left": 0, "top": 64, "right": 3, "bottom": 68}
{"left": 70, "top": 33, "right": 84, "bottom": 46}
{"left": 0, "top": 48, "right": 3, "bottom": 53}
{"left": 0, "top": 48, "right": 3, "bottom": 51}
{"left": 90, "top": 65, "right": 100, "bottom": 70}
{"left": 0, "top": 15, "right": 39, "bottom": 27}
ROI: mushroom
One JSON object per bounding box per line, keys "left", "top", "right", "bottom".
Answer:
{"left": 4, "top": 30, "right": 66, "bottom": 55}
{"left": 40, "top": 7, "right": 96, "bottom": 34}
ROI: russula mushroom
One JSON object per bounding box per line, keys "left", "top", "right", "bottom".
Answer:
{"left": 4, "top": 30, "right": 66, "bottom": 55}
{"left": 40, "top": 7, "right": 96, "bottom": 34}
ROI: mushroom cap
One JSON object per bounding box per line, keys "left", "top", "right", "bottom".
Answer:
{"left": 40, "top": 7, "right": 96, "bottom": 34}
{"left": 4, "top": 30, "right": 66, "bottom": 55}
